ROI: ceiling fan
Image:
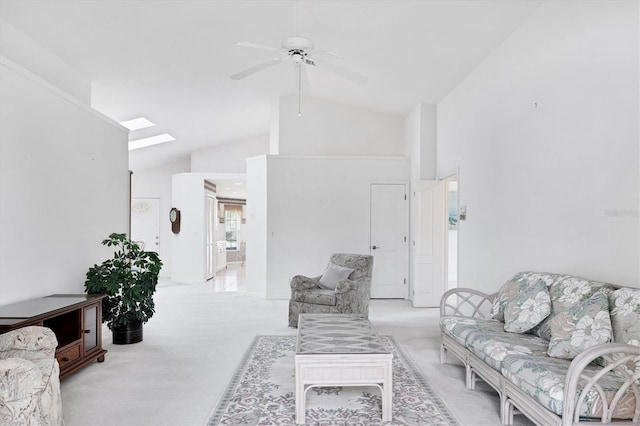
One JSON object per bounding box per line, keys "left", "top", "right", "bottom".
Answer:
{"left": 230, "top": 36, "right": 368, "bottom": 86}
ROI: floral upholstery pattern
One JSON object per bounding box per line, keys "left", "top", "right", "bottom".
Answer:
{"left": 530, "top": 274, "right": 612, "bottom": 341}
{"left": 501, "top": 353, "right": 636, "bottom": 418}
{"left": 292, "top": 288, "right": 336, "bottom": 306}
{"left": 0, "top": 326, "right": 62, "bottom": 426}
{"left": 440, "top": 316, "right": 505, "bottom": 346}
{"left": 465, "top": 331, "right": 549, "bottom": 371}
{"left": 441, "top": 271, "right": 640, "bottom": 424}
{"left": 547, "top": 291, "right": 612, "bottom": 359}
{"left": 609, "top": 288, "right": 640, "bottom": 344}
{"left": 503, "top": 280, "right": 551, "bottom": 333}
{"left": 288, "top": 253, "right": 373, "bottom": 327}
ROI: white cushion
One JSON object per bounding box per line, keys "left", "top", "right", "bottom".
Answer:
{"left": 318, "top": 263, "right": 354, "bottom": 290}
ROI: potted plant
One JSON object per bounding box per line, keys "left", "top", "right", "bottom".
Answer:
{"left": 85, "top": 233, "right": 163, "bottom": 344}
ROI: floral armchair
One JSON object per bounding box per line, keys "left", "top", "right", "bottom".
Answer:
{"left": 0, "top": 326, "right": 62, "bottom": 425}
{"left": 288, "top": 253, "right": 374, "bottom": 327}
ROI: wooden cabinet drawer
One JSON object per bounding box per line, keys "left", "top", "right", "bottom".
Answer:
{"left": 56, "top": 343, "right": 81, "bottom": 367}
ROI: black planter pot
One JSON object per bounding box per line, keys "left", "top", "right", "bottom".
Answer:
{"left": 112, "top": 320, "right": 143, "bottom": 345}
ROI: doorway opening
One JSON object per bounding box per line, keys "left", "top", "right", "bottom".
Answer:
{"left": 444, "top": 174, "right": 459, "bottom": 290}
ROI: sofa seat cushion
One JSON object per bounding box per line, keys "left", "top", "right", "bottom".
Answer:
{"left": 501, "top": 354, "right": 637, "bottom": 419}
{"left": 292, "top": 289, "right": 336, "bottom": 306}
{"left": 464, "top": 331, "right": 549, "bottom": 371}
{"left": 440, "top": 316, "right": 505, "bottom": 346}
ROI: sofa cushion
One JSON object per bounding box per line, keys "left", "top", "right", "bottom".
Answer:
{"left": 318, "top": 263, "right": 354, "bottom": 290}
{"left": 547, "top": 291, "right": 612, "bottom": 359}
{"left": 531, "top": 274, "right": 613, "bottom": 341}
{"left": 501, "top": 353, "right": 637, "bottom": 419}
{"left": 491, "top": 272, "right": 546, "bottom": 321}
{"left": 464, "top": 331, "right": 549, "bottom": 371}
{"left": 609, "top": 288, "right": 640, "bottom": 344}
{"left": 504, "top": 280, "right": 551, "bottom": 333}
{"left": 292, "top": 289, "right": 337, "bottom": 306}
{"left": 439, "top": 316, "right": 504, "bottom": 346}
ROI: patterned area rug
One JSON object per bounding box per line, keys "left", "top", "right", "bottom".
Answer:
{"left": 207, "top": 335, "right": 458, "bottom": 425}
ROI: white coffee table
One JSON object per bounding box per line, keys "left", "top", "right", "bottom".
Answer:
{"left": 294, "top": 314, "right": 393, "bottom": 424}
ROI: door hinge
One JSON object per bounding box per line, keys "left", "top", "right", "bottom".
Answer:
{"left": 404, "top": 278, "right": 406, "bottom": 284}
{"left": 404, "top": 236, "right": 407, "bottom": 242}
{"left": 404, "top": 194, "right": 407, "bottom": 200}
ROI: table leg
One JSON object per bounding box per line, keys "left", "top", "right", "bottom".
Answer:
{"left": 382, "top": 362, "right": 393, "bottom": 422}
{"left": 295, "top": 372, "right": 305, "bottom": 424}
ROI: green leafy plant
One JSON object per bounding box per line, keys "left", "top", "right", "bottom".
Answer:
{"left": 85, "top": 233, "right": 163, "bottom": 330}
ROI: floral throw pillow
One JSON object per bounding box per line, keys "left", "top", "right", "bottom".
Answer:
{"left": 547, "top": 291, "right": 612, "bottom": 359}
{"left": 609, "top": 288, "right": 640, "bottom": 344}
{"left": 491, "top": 272, "right": 544, "bottom": 321}
{"left": 504, "top": 280, "right": 551, "bottom": 333}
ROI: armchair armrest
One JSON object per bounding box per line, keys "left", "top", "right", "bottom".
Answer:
{"left": 290, "top": 275, "right": 322, "bottom": 292}
{"left": 335, "top": 279, "right": 356, "bottom": 294}
{"left": 0, "top": 326, "right": 58, "bottom": 361}
{"left": 0, "top": 357, "right": 42, "bottom": 401}
{"left": 440, "top": 288, "right": 495, "bottom": 319}
{"left": 562, "top": 343, "right": 640, "bottom": 424}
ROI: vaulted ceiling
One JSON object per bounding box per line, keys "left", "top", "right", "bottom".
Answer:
{"left": 0, "top": 0, "right": 542, "bottom": 170}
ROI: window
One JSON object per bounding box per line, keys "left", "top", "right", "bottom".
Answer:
{"left": 224, "top": 207, "right": 241, "bottom": 250}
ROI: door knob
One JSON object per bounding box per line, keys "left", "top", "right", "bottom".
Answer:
{"left": 372, "top": 245, "right": 379, "bottom": 250}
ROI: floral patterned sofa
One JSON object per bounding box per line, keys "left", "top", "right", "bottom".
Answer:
{"left": 440, "top": 272, "right": 640, "bottom": 426}
{"left": 0, "top": 326, "right": 62, "bottom": 425}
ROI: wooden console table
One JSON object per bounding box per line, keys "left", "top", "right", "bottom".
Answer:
{"left": 0, "top": 294, "right": 107, "bottom": 379}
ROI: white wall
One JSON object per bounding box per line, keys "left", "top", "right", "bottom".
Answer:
{"left": 437, "top": 0, "right": 639, "bottom": 292}
{"left": 0, "top": 57, "right": 129, "bottom": 305}
{"left": 171, "top": 173, "right": 208, "bottom": 283}
{"left": 277, "top": 95, "right": 405, "bottom": 156}
{"left": 190, "top": 134, "right": 269, "bottom": 173}
{"left": 247, "top": 156, "right": 410, "bottom": 299}
{"left": 246, "top": 156, "right": 268, "bottom": 298}
{"left": 131, "top": 158, "right": 191, "bottom": 277}
{"left": 405, "top": 103, "right": 437, "bottom": 181}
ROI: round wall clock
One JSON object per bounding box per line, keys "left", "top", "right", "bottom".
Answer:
{"left": 169, "top": 208, "right": 181, "bottom": 234}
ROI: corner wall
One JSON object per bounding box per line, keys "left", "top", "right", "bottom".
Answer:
{"left": 248, "top": 156, "right": 410, "bottom": 299}
{"left": 437, "top": 0, "right": 639, "bottom": 291}
{"left": 0, "top": 57, "right": 129, "bottom": 305}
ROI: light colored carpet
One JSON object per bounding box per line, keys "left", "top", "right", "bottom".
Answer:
{"left": 208, "top": 335, "right": 459, "bottom": 425}
{"left": 61, "top": 272, "right": 534, "bottom": 425}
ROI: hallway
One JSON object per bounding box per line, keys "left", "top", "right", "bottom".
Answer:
{"left": 207, "top": 263, "right": 245, "bottom": 292}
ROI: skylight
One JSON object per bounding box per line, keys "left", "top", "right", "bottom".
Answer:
{"left": 128, "top": 134, "right": 175, "bottom": 150}
{"left": 120, "top": 117, "right": 155, "bottom": 131}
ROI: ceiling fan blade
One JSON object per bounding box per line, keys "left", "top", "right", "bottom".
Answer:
{"left": 235, "top": 41, "right": 281, "bottom": 52}
{"left": 313, "top": 60, "right": 368, "bottom": 85}
{"left": 230, "top": 58, "right": 286, "bottom": 80}
{"left": 312, "top": 48, "right": 343, "bottom": 59}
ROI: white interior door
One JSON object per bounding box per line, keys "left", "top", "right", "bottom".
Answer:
{"left": 370, "top": 184, "right": 408, "bottom": 298}
{"left": 411, "top": 180, "right": 446, "bottom": 307}
{"left": 130, "top": 197, "right": 160, "bottom": 253}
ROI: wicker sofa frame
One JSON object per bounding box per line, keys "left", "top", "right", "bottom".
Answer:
{"left": 440, "top": 287, "right": 640, "bottom": 426}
